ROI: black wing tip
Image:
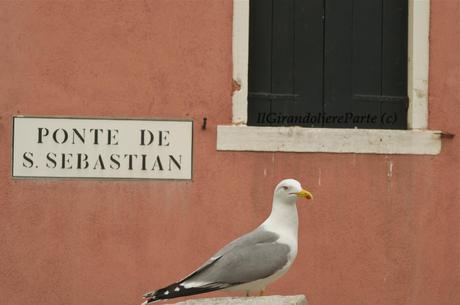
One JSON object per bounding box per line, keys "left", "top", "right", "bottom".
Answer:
{"left": 142, "top": 282, "right": 227, "bottom": 303}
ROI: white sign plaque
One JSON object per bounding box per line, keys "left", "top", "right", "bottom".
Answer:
{"left": 12, "top": 116, "right": 193, "bottom": 180}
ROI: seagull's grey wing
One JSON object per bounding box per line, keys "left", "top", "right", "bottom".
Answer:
{"left": 185, "top": 241, "right": 290, "bottom": 286}
{"left": 177, "top": 227, "right": 280, "bottom": 282}
{"left": 213, "top": 227, "right": 280, "bottom": 258}
{"left": 180, "top": 227, "right": 290, "bottom": 286}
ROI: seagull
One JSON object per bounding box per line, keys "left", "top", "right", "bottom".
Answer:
{"left": 142, "top": 179, "right": 313, "bottom": 304}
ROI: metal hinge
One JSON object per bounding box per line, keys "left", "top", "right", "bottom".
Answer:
{"left": 248, "top": 92, "right": 299, "bottom": 101}
{"left": 353, "top": 94, "right": 409, "bottom": 108}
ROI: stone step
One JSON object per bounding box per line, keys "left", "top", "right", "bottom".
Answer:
{"left": 165, "top": 295, "right": 307, "bottom": 305}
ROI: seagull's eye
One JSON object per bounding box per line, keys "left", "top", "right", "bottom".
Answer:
{"left": 282, "top": 186, "right": 289, "bottom": 191}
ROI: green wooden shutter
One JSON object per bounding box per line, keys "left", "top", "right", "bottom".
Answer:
{"left": 247, "top": 0, "right": 408, "bottom": 129}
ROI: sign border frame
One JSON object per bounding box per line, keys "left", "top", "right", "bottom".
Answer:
{"left": 11, "top": 115, "right": 194, "bottom": 181}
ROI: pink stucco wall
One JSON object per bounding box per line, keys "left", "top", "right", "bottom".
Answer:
{"left": 0, "top": 1, "right": 458, "bottom": 305}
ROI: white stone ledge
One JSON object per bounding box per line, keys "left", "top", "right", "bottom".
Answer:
{"left": 217, "top": 125, "right": 442, "bottom": 155}
{"left": 166, "top": 295, "right": 307, "bottom": 305}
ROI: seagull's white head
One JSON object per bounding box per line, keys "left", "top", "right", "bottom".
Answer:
{"left": 274, "top": 179, "right": 313, "bottom": 203}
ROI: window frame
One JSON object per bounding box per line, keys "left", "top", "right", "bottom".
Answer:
{"left": 217, "top": 0, "right": 442, "bottom": 155}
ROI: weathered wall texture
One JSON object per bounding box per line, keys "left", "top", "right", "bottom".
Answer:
{"left": 0, "top": 1, "right": 458, "bottom": 305}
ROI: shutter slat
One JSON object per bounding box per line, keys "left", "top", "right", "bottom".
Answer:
{"left": 270, "top": 0, "right": 295, "bottom": 121}
{"left": 323, "top": 0, "right": 354, "bottom": 128}
{"left": 382, "top": 0, "right": 408, "bottom": 96}
{"left": 351, "top": 0, "right": 383, "bottom": 128}
{"left": 293, "top": 0, "right": 324, "bottom": 127}
{"left": 381, "top": 0, "right": 408, "bottom": 129}
{"left": 248, "top": 0, "right": 273, "bottom": 126}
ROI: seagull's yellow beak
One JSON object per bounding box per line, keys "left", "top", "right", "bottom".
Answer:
{"left": 296, "top": 189, "right": 313, "bottom": 200}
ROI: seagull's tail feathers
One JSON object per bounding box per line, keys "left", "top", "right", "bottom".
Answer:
{"left": 142, "top": 281, "right": 230, "bottom": 304}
